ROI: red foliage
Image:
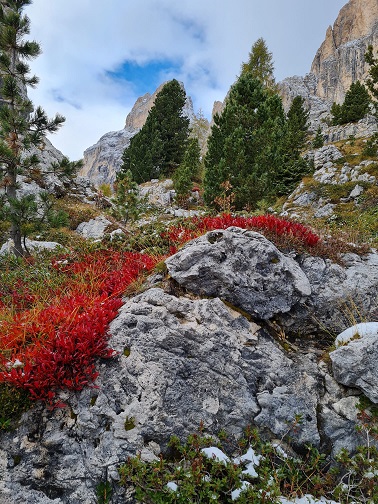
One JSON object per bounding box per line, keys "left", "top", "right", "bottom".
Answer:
{"left": 0, "top": 250, "right": 157, "bottom": 405}
{"left": 0, "top": 279, "right": 36, "bottom": 312}
{"left": 164, "top": 213, "right": 320, "bottom": 253}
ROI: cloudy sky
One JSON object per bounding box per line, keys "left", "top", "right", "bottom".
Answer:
{"left": 24, "top": 0, "right": 347, "bottom": 161}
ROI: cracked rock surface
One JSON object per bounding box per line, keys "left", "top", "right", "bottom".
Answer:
{"left": 0, "top": 288, "right": 365, "bottom": 503}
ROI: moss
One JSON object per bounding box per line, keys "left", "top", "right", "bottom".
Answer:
{"left": 12, "top": 454, "right": 21, "bottom": 466}
{"left": 124, "top": 416, "right": 136, "bottom": 431}
{"left": 0, "top": 383, "right": 32, "bottom": 431}
{"left": 153, "top": 260, "right": 168, "bottom": 274}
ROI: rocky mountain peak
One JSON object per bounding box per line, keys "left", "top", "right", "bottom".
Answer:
{"left": 317, "top": 0, "right": 378, "bottom": 57}
{"left": 124, "top": 83, "right": 165, "bottom": 130}
{"left": 310, "top": 0, "right": 378, "bottom": 104}
{"left": 278, "top": 0, "right": 378, "bottom": 137}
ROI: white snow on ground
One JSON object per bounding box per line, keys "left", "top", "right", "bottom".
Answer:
{"left": 335, "top": 322, "right": 378, "bottom": 346}
{"left": 168, "top": 446, "right": 342, "bottom": 503}
{"left": 279, "top": 496, "right": 340, "bottom": 504}
{"left": 201, "top": 446, "right": 230, "bottom": 464}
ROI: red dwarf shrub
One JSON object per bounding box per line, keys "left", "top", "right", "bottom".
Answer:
{"left": 0, "top": 250, "right": 158, "bottom": 405}
{"left": 164, "top": 213, "right": 321, "bottom": 254}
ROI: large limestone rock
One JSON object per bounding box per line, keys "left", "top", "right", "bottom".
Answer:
{"left": 75, "top": 215, "right": 112, "bottom": 239}
{"left": 79, "top": 82, "right": 195, "bottom": 187}
{"left": 330, "top": 322, "right": 378, "bottom": 403}
{"left": 166, "top": 228, "right": 378, "bottom": 337}
{"left": 0, "top": 288, "right": 366, "bottom": 503}
{"left": 0, "top": 238, "right": 63, "bottom": 256}
{"left": 165, "top": 227, "right": 311, "bottom": 320}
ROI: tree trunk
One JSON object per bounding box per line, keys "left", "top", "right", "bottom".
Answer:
{"left": 10, "top": 221, "right": 23, "bottom": 256}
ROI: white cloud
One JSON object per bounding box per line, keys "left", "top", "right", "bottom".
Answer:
{"left": 24, "top": 0, "right": 347, "bottom": 160}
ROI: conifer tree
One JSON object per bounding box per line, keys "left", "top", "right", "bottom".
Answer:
{"left": 365, "top": 45, "right": 378, "bottom": 108}
{"left": 241, "top": 37, "right": 276, "bottom": 90}
{"left": 0, "top": 0, "right": 67, "bottom": 256}
{"left": 173, "top": 137, "right": 201, "bottom": 205}
{"left": 331, "top": 80, "right": 371, "bottom": 125}
{"left": 286, "top": 96, "right": 309, "bottom": 156}
{"left": 312, "top": 126, "right": 324, "bottom": 148}
{"left": 272, "top": 95, "right": 310, "bottom": 195}
{"left": 120, "top": 79, "right": 190, "bottom": 184}
{"left": 204, "top": 74, "right": 309, "bottom": 210}
{"left": 112, "top": 169, "right": 140, "bottom": 224}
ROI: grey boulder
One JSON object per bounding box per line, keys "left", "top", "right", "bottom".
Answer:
{"left": 330, "top": 322, "right": 378, "bottom": 403}
{"left": 165, "top": 227, "right": 311, "bottom": 320}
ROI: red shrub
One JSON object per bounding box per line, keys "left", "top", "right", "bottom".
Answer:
{"left": 164, "top": 213, "right": 320, "bottom": 253}
{"left": 0, "top": 250, "right": 158, "bottom": 405}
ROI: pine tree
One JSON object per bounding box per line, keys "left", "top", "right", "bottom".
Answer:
{"left": 312, "top": 126, "right": 324, "bottom": 148}
{"left": 285, "top": 96, "right": 309, "bottom": 156}
{"left": 241, "top": 37, "right": 276, "bottom": 90}
{"left": 173, "top": 137, "right": 201, "bottom": 205}
{"left": 365, "top": 45, "right": 378, "bottom": 109}
{"left": 0, "top": 0, "right": 67, "bottom": 256}
{"left": 204, "top": 74, "right": 309, "bottom": 210}
{"left": 204, "top": 74, "right": 284, "bottom": 209}
{"left": 112, "top": 169, "right": 140, "bottom": 224}
{"left": 120, "top": 79, "right": 190, "bottom": 184}
{"left": 331, "top": 81, "right": 371, "bottom": 125}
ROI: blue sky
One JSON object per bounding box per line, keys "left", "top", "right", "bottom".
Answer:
{"left": 25, "top": 0, "right": 347, "bottom": 160}
{"left": 107, "top": 60, "right": 183, "bottom": 96}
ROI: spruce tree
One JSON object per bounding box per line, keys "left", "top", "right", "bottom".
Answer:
{"left": 286, "top": 96, "right": 309, "bottom": 156}
{"left": 120, "top": 79, "right": 190, "bottom": 184}
{"left": 365, "top": 45, "right": 378, "bottom": 108}
{"left": 173, "top": 137, "right": 201, "bottom": 205}
{"left": 112, "top": 169, "right": 140, "bottom": 224}
{"left": 0, "top": 0, "right": 66, "bottom": 256}
{"left": 204, "top": 75, "right": 278, "bottom": 209}
{"left": 312, "top": 126, "right": 324, "bottom": 148}
{"left": 273, "top": 95, "right": 310, "bottom": 195}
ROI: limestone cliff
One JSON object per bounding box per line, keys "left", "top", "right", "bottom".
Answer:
{"left": 79, "top": 82, "right": 195, "bottom": 187}
{"left": 310, "top": 0, "right": 378, "bottom": 104}
{"left": 279, "top": 0, "right": 378, "bottom": 135}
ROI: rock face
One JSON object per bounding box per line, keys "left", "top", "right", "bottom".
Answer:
{"left": 311, "top": 0, "right": 378, "bottom": 104}
{"left": 138, "top": 178, "right": 175, "bottom": 207}
{"left": 79, "top": 82, "right": 195, "bottom": 187}
{"left": 1, "top": 138, "right": 94, "bottom": 211}
{"left": 282, "top": 143, "right": 377, "bottom": 223}
{"left": 279, "top": 0, "right": 378, "bottom": 134}
{"left": 79, "top": 128, "right": 136, "bottom": 187}
{"left": 0, "top": 286, "right": 370, "bottom": 503}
